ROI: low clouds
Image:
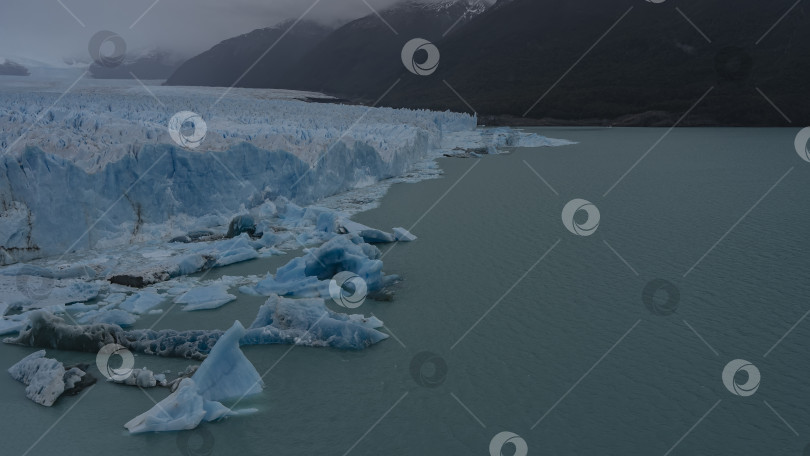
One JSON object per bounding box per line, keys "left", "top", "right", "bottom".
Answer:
{"left": 0, "top": 0, "right": 425, "bottom": 64}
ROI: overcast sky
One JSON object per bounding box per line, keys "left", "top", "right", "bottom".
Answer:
{"left": 0, "top": 0, "right": 431, "bottom": 65}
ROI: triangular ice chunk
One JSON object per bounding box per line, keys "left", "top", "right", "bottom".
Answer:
{"left": 192, "top": 320, "right": 264, "bottom": 402}
{"left": 124, "top": 320, "right": 263, "bottom": 433}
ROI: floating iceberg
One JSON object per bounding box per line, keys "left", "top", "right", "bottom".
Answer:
{"left": 112, "top": 367, "right": 167, "bottom": 388}
{"left": 337, "top": 218, "right": 396, "bottom": 243}
{"left": 439, "top": 127, "right": 575, "bottom": 156}
{"left": 118, "top": 291, "right": 165, "bottom": 315}
{"left": 6, "top": 295, "right": 389, "bottom": 359}
{"left": 191, "top": 321, "right": 264, "bottom": 401}
{"left": 124, "top": 377, "right": 238, "bottom": 433}
{"left": 124, "top": 321, "right": 261, "bottom": 433}
{"left": 7, "top": 350, "right": 96, "bottom": 406}
{"left": 253, "top": 234, "right": 394, "bottom": 299}
{"left": 242, "top": 295, "right": 388, "bottom": 350}
{"left": 0, "top": 318, "right": 26, "bottom": 336}
{"left": 393, "top": 227, "right": 417, "bottom": 242}
{"left": 0, "top": 274, "right": 102, "bottom": 309}
{"left": 77, "top": 308, "right": 137, "bottom": 327}
{"left": 176, "top": 284, "right": 236, "bottom": 311}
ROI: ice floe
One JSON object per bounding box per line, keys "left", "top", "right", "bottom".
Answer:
{"left": 175, "top": 284, "right": 236, "bottom": 312}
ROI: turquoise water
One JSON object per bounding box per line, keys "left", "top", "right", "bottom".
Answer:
{"left": 2, "top": 127, "right": 809, "bottom": 455}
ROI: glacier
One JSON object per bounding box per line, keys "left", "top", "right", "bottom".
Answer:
{"left": 0, "top": 80, "right": 476, "bottom": 265}
{"left": 0, "top": 78, "right": 574, "bottom": 266}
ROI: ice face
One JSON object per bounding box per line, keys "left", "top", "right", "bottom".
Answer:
{"left": 0, "top": 83, "right": 478, "bottom": 265}
{"left": 124, "top": 321, "right": 261, "bottom": 433}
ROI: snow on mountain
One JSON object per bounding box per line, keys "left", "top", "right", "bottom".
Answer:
{"left": 393, "top": 0, "right": 490, "bottom": 16}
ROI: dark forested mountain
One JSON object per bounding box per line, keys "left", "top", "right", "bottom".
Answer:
{"left": 164, "top": 20, "right": 332, "bottom": 88}
{"left": 164, "top": 0, "right": 810, "bottom": 125}
{"left": 279, "top": 0, "right": 487, "bottom": 98}
{"left": 375, "top": 0, "right": 810, "bottom": 126}
{"left": 0, "top": 60, "right": 30, "bottom": 76}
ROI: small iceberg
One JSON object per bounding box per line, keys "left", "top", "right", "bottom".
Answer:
{"left": 119, "top": 292, "right": 165, "bottom": 315}
{"left": 253, "top": 234, "right": 395, "bottom": 299}
{"left": 175, "top": 284, "right": 236, "bottom": 312}
{"left": 393, "top": 227, "right": 417, "bottom": 242}
{"left": 242, "top": 295, "right": 389, "bottom": 350}
{"left": 7, "top": 350, "right": 96, "bottom": 406}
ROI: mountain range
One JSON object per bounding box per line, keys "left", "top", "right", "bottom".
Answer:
{"left": 164, "top": 0, "right": 810, "bottom": 126}
{"left": 165, "top": 21, "right": 332, "bottom": 88}
{"left": 0, "top": 60, "right": 30, "bottom": 76}
{"left": 89, "top": 51, "right": 183, "bottom": 80}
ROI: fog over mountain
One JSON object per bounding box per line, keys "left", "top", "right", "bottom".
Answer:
{"left": 0, "top": 0, "right": 486, "bottom": 65}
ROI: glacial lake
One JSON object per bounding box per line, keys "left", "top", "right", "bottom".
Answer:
{"left": 1, "top": 127, "right": 809, "bottom": 455}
